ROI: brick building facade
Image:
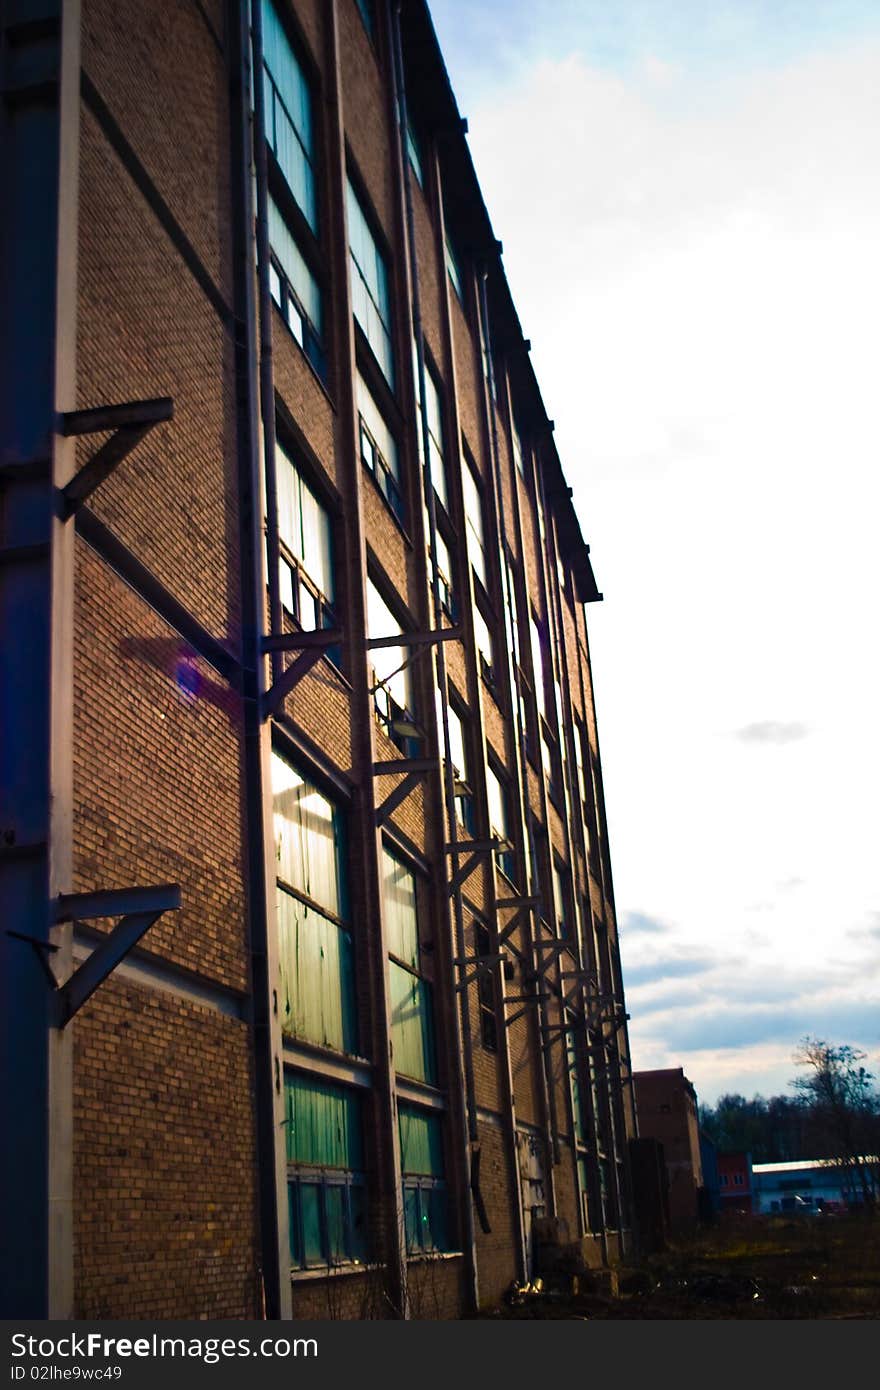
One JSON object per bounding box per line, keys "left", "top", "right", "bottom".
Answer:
{"left": 0, "top": 0, "right": 635, "bottom": 1319}
{"left": 633, "top": 1068, "right": 704, "bottom": 1239}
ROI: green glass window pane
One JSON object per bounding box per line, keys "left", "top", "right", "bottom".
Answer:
{"left": 346, "top": 181, "right": 394, "bottom": 386}
{"left": 301, "top": 1183, "right": 323, "bottom": 1266}
{"left": 356, "top": 373, "right": 399, "bottom": 483}
{"left": 398, "top": 1104, "right": 444, "bottom": 1177}
{"left": 578, "top": 1157, "right": 590, "bottom": 1194}
{"left": 445, "top": 232, "right": 463, "bottom": 301}
{"left": 462, "top": 459, "right": 486, "bottom": 586}
{"left": 273, "top": 447, "right": 334, "bottom": 608}
{"left": 268, "top": 199, "right": 322, "bottom": 336}
{"left": 382, "top": 849, "right": 419, "bottom": 969}
{"left": 277, "top": 889, "right": 356, "bottom": 1053}
{"left": 356, "top": 0, "right": 375, "bottom": 40}
{"left": 366, "top": 579, "right": 412, "bottom": 716}
{"left": 349, "top": 1185, "right": 369, "bottom": 1264}
{"left": 406, "top": 120, "right": 424, "bottom": 186}
{"left": 567, "top": 1033, "right": 587, "bottom": 1146}
{"left": 272, "top": 753, "right": 347, "bottom": 918}
{"left": 285, "top": 1075, "right": 364, "bottom": 1169}
{"left": 427, "top": 1186, "right": 449, "bottom": 1252}
{"left": 404, "top": 1187, "right": 420, "bottom": 1253}
{"left": 389, "top": 964, "right": 436, "bottom": 1084}
{"left": 288, "top": 1181, "right": 301, "bottom": 1266}
{"left": 325, "top": 1185, "right": 345, "bottom": 1263}
{"left": 261, "top": 1, "right": 315, "bottom": 228}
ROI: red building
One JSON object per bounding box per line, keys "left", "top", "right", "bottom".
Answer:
{"left": 717, "top": 1152, "right": 753, "bottom": 1214}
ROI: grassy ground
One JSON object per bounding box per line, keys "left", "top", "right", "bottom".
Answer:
{"left": 487, "top": 1214, "right": 880, "bottom": 1319}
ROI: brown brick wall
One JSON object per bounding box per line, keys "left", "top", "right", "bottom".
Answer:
{"left": 73, "top": 544, "right": 248, "bottom": 990}
{"left": 73, "top": 977, "right": 259, "bottom": 1319}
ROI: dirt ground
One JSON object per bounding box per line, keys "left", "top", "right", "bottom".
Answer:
{"left": 484, "top": 1214, "right": 880, "bottom": 1319}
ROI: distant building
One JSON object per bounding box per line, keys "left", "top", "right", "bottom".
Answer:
{"left": 752, "top": 1158, "right": 878, "bottom": 1214}
{"left": 633, "top": 1068, "right": 704, "bottom": 1237}
{"left": 717, "top": 1151, "right": 753, "bottom": 1214}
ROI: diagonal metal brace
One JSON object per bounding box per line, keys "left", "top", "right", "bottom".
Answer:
{"left": 446, "top": 837, "right": 501, "bottom": 897}
{"left": 58, "top": 397, "right": 174, "bottom": 519}
{"left": 50, "top": 882, "right": 181, "bottom": 1028}
{"left": 55, "top": 911, "right": 161, "bottom": 1027}
{"left": 497, "top": 907, "right": 531, "bottom": 946}
{"left": 375, "top": 771, "right": 423, "bottom": 827}
{"left": 453, "top": 951, "right": 504, "bottom": 994}
{"left": 263, "top": 635, "right": 342, "bottom": 719}
{"left": 447, "top": 850, "right": 482, "bottom": 898}
{"left": 533, "top": 939, "right": 567, "bottom": 978}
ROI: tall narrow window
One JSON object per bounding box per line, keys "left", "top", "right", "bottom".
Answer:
{"left": 261, "top": 3, "right": 325, "bottom": 380}
{"left": 272, "top": 751, "right": 355, "bottom": 1054}
{"left": 367, "top": 578, "right": 415, "bottom": 751}
{"left": 406, "top": 120, "right": 424, "bottom": 187}
{"left": 347, "top": 179, "right": 394, "bottom": 387}
{"left": 511, "top": 418, "right": 526, "bottom": 478}
{"left": 429, "top": 524, "right": 455, "bottom": 620}
{"left": 354, "top": 0, "right": 375, "bottom": 41}
{"left": 262, "top": 0, "right": 316, "bottom": 230}
{"left": 275, "top": 443, "right": 335, "bottom": 631}
{"left": 436, "top": 692, "right": 474, "bottom": 832}
{"left": 356, "top": 371, "right": 403, "bottom": 522}
{"left": 445, "top": 231, "right": 464, "bottom": 303}
{"left": 529, "top": 612, "right": 547, "bottom": 721}
{"left": 552, "top": 857, "right": 571, "bottom": 938}
{"left": 566, "top": 1032, "right": 592, "bottom": 1233}
{"left": 268, "top": 198, "right": 324, "bottom": 377}
{"left": 462, "top": 456, "right": 486, "bottom": 589}
{"left": 383, "top": 848, "right": 436, "bottom": 1085}
{"left": 413, "top": 347, "right": 448, "bottom": 510}
{"left": 285, "top": 1074, "right": 368, "bottom": 1268}
{"left": 399, "top": 1105, "right": 449, "bottom": 1253}
{"left": 475, "top": 920, "right": 498, "bottom": 1052}
{"left": 478, "top": 292, "right": 497, "bottom": 405}
{"left": 487, "top": 764, "right": 516, "bottom": 883}
{"left": 473, "top": 602, "right": 495, "bottom": 690}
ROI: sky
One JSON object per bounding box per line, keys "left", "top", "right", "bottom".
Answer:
{"left": 427, "top": 0, "right": 880, "bottom": 1106}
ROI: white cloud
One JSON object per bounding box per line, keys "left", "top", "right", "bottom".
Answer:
{"left": 461, "top": 38, "right": 880, "bottom": 1101}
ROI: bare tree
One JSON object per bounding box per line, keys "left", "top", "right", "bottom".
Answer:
{"left": 791, "top": 1038, "right": 880, "bottom": 1210}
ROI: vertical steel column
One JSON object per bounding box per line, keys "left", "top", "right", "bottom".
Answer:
{"left": 570, "top": 601, "right": 631, "bottom": 1248}
{"left": 430, "top": 157, "right": 528, "bottom": 1285}
{"left": 476, "top": 270, "right": 559, "bottom": 1209}
{"left": 250, "top": 0, "right": 283, "bottom": 684}
{"left": 387, "top": 0, "right": 480, "bottom": 1311}
{"left": 0, "top": 0, "right": 80, "bottom": 1318}
{"left": 230, "top": 0, "right": 291, "bottom": 1319}
{"left": 326, "top": 0, "right": 407, "bottom": 1317}
{"left": 577, "top": 617, "right": 636, "bottom": 1249}
{"left": 532, "top": 449, "right": 605, "bottom": 1233}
